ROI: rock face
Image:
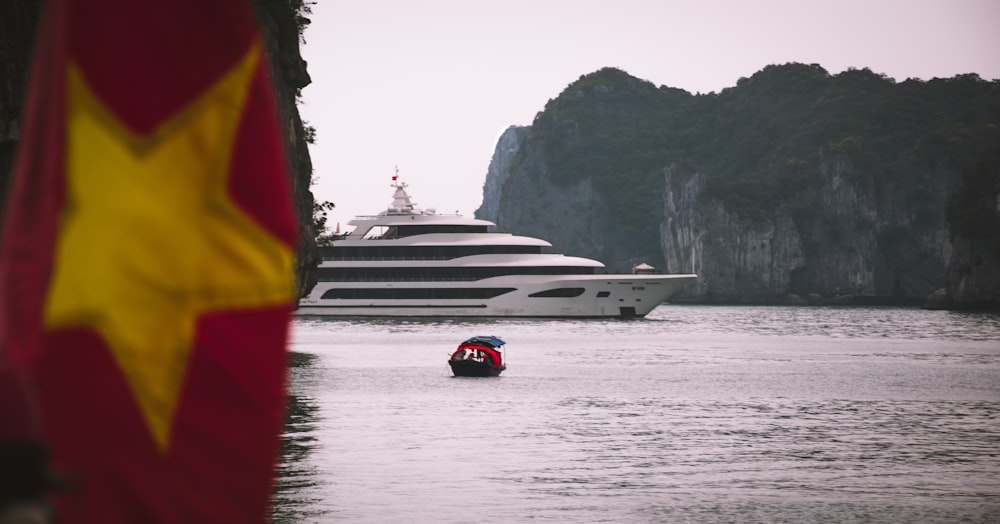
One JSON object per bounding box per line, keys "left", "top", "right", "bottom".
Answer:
{"left": 254, "top": 0, "right": 320, "bottom": 298}
{"left": 947, "top": 234, "right": 1000, "bottom": 308}
{"left": 481, "top": 65, "right": 1000, "bottom": 308}
{"left": 0, "top": 0, "right": 41, "bottom": 224}
{"left": 0, "top": 0, "right": 320, "bottom": 299}
{"left": 481, "top": 69, "right": 679, "bottom": 273}
{"left": 660, "top": 169, "right": 806, "bottom": 301}
{"left": 475, "top": 125, "right": 528, "bottom": 225}
{"left": 484, "top": 133, "right": 663, "bottom": 273}
{"left": 941, "top": 148, "right": 1000, "bottom": 309}
{"left": 659, "top": 157, "right": 955, "bottom": 303}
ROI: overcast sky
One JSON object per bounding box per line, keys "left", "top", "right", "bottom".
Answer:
{"left": 299, "top": 0, "right": 1000, "bottom": 231}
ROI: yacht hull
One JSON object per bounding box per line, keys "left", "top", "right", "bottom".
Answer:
{"left": 296, "top": 274, "right": 696, "bottom": 318}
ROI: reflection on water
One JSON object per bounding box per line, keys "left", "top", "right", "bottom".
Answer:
{"left": 273, "top": 305, "right": 1000, "bottom": 523}
{"left": 271, "top": 352, "right": 328, "bottom": 524}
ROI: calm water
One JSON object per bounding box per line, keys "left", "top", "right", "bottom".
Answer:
{"left": 273, "top": 305, "right": 1000, "bottom": 523}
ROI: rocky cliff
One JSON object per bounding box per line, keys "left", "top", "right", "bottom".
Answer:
{"left": 0, "top": 0, "right": 319, "bottom": 298}
{"left": 477, "top": 69, "right": 682, "bottom": 272}
{"left": 659, "top": 155, "right": 955, "bottom": 303}
{"left": 475, "top": 125, "right": 528, "bottom": 225}
{"left": 254, "top": 0, "right": 320, "bottom": 297}
{"left": 0, "top": 0, "right": 41, "bottom": 223}
{"left": 939, "top": 147, "right": 1000, "bottom": 308}
{"left": 480, "top": 65, "right": 1000, "bottom": 308}
{"left": 476, "top": 123, "right": 657, "bottom": 269}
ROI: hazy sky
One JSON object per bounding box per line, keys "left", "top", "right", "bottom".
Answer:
{"left": 299, "top": 0, "right": 1000, "bottom": 230}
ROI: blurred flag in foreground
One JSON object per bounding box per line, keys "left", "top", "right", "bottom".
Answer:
{"left": 0, "top": 0, "right": 297, "bottom": 522}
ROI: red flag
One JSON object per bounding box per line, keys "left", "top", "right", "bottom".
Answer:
{"left": 0, "top": 0, "right": 297, "bottom": 522}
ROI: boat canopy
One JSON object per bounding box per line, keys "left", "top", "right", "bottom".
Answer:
{"left": 450, "top": 343, "right": 503, "bottom": 368}
{"left": 460, "top": 335, "right": 505, "bottom": 349}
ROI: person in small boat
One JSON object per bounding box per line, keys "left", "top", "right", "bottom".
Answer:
{"left": 480, "top": 349, "right": 498, "bottom": 367}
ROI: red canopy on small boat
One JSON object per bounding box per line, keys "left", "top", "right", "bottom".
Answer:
{"left": 450, "top": 343, "right": 502, "bottom": 367}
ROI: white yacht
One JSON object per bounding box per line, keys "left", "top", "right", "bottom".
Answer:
{"left": 296, "top": 179, "right": 696, "bottom": 318}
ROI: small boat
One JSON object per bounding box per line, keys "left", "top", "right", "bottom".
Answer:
{"left": 448, "top": 336, "right": 507, "bottom": 377}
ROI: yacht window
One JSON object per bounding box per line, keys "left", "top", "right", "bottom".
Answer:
{"left": 317, "top": 266, "right": 595, "bottom": 281}
{"left": 320, "top": 288, "right": 516, "bottom": 299}
{"left": 395, "top": 224, "right": 488, "bottom": 237}
{"left": 528, "top": 288, "right": 586, "bottom": 298}
{"left": 323, "top": 244, "right": 544, "bottom": 260}
{"left": 361, "top": 226, "right": 389, "bottom": 239}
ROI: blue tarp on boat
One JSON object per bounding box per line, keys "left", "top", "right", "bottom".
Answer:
{"left": 460, "top": 336, "right": 505, "bottom": 348}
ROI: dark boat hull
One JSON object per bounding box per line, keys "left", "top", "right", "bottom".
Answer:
{"left": 449, "top": 360, "right": 505, "bottom": 377}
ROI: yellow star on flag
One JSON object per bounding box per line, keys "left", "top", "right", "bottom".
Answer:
{"left": 44, "top": 42, "right": 294, "bottom": 452}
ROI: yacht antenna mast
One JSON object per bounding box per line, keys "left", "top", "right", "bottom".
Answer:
{"left": 388, "top": 166, "right": 416, "bottom": 213}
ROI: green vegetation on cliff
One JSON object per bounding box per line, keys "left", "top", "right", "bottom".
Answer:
{"left": 527, "top": 64, "right": 1000, "bottom": 222}
{"left": 530, "top": 68, "right": 698, "bottom": 229}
